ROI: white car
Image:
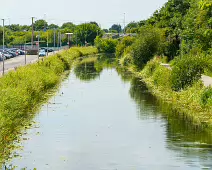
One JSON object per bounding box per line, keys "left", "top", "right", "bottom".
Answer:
{"left": 0, "top": 52, "right": 6, "bottom": 61}
{"left": 39, "top": 50, "right": 46, "bottom": 57}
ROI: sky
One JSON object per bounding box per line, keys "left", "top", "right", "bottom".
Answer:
{"left": 0, "top": 0, "right": 168, "bottom": 29}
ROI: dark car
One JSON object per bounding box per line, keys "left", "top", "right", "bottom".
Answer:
{"left": 41, "top": 48, "right": 54, "bottom": 53}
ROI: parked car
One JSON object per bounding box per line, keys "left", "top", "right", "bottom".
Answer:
{"left": 6, "top": 50, "right": 16, "bottom": 58}
{"left": 17, "top": 49, "right": 25, "bottom": 55}
{"left": 39, "top": 50, "right": 46, "bottom": 57}
{"left": 41, "top": 48, "right": 54, "bottom": 52}
{"left": 0, "top": 52, "right": 6, "bottom": 61}
{"left": 2, "top": 52, "right": 11, "bottom": 59}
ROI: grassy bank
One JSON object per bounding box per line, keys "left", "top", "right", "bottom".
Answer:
{"left": 0, "top": 47, "right": 97, "bottom": 164}
{"left": 123, "top": 58, "right": 212, "bottom": 130}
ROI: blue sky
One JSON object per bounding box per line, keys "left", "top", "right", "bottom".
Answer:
{"left": 0, "top": 0, "right": 168, "bottom": 28}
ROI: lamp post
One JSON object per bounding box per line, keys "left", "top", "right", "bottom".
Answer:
{"left": 2, "top": 19, "right": 5, "bottom": 75}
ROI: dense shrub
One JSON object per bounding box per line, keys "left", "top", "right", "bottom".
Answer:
{"left": 131, "top": 27, "right": 166, "bottom": 69}
{"left": 116, "top": 36, "right": 135, "bottom": 58}
{"left": 152, "top": 65, "right": 172, "bottom": 89}
{"left": 141, "top": 59, "right": 171, "bottom": 88}
{"left": 201, "top": 87, "right": 212, "bottom": 106}
{"left": 141, "top": 59, "right": 160, "bottom": 77}
{"left": 171, "top": 55, "right": 207, "bottom": 91}
{"left": 94, "top": 36, "right": 118, "bottom": 53}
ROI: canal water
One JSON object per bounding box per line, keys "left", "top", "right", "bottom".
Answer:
{"left": 6, "top": 59, "right": 212, "bottom": 169}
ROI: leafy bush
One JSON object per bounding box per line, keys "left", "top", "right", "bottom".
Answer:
{"left": 95, "top": 36, "right": 118, "bottom": 53}
{"left": 171, "top": 55, "right": 207, "bottom": 91}
{"left": 152, "top": 65, "right": 172, "bottom": 89}
{"left": 201, "top": 87, "right": 212, "bottom": 106}
{"left": 116, "top": 36, "right": 135, "bottom": 58}
{"left": 131, "top": 26, "right": 166, "bottom": 69}
{"left": 141, "top": 59, "right": 160, "bottom": 77}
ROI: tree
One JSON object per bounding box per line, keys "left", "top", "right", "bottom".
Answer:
{"left": 48, "top": 24, "right": 59, "bottom": 30}
{"left": 20, "top": 25, "right": 31, "bottom": 31}
{"left": 5, "top": 24, "right": 21, "bottom": 32}
{"left": 95, "top": 36, "right": 118, "bottom": 53}
{"left": 131, "top": 27, "right": 166, "bottom": 68}
{"left": 34, "top": 19, "right": 48, "bottom": 31}
{"left": 103, "top": 29, "right": 109, "bottom": 33}
{"left": 89, "top": 21, "right": 99, "bottom": 27}
{"left": 109, "top": 24, "right": 122, "bottom": 33}
{"left": 61, "top": 22, "right": 75, "bottom": 30}
{"left": 74, "top": 23, "right": 101, "bottom": 45}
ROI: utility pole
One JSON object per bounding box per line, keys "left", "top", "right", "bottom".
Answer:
{"left": 2, "top": 19, "right": 5, "bottom": 75}
{"left": 31, "top": 17, "right": 35, "bottom": 47}
{"left": 24, "top": 30, "right": 27, "bottom": 64}
{"left": 37, "top": 32, "right": 40, "bottom": 60}
{"left": 60, "top": 32, "right": 62, "bottom": 49}
{"left": 124, "top": 13, "right": 126, "bottom": 34}
{"left": 54, "top": 28, "right": 56, "bottom": 49}
{"left": 57, "top": 31, "right": 60, "bottom": 51}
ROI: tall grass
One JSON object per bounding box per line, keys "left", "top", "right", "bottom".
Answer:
{"left": 0, "top": 47, "right": 97, "bottom": 165}
{"left": 139, "top": 58, "right": 212, "bottom": 129}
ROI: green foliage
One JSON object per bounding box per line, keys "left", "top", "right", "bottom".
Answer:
{"left": 141, "top": 59, "right": 160, "bottom": 78}
{"left": 125, "top": 22, "right": 139, "bottom": 33}
{"left": 171, "top": 55, "right": 207, "bottom": 91}
{"left": 152, "top": 65, "right": 172, "bottom": 88}
{"left": 201, "top": 87, "right": 212, "bottom": 106}
{"left": 74, "top": 23, "right": 101, "bottom": 46}
{"left": 131, "top": 27, "right": 166, "bottom": 68}
{"left": 34, "top": 19, "right": 48, "bottom": 31}
{"left": 61, "top": 22, "right": 75, "bottom": 30}
{"left": 119, "top": 51, "right": 133, "bottom": 67}
{"left": 95, "top": 36, "right": 118, "bottom": 53}
{"left": 48, "top": 24, "right": 59, "bottom": 29}
{"left": 116, "top": 36, "right": 135, "bottom": 58}
{"left": 109, "top": 24, "right": 122, "bottom": 33}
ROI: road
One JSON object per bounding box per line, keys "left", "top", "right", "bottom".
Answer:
{"left": 0, "top": 52, "right": 56, "bottom": 76}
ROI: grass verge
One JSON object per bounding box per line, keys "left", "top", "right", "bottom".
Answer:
{"left": 121, "top": 58, "right": 212, "bottom": 130}
{"left": 0, "top": 47, "right": 97, "bottom": 165}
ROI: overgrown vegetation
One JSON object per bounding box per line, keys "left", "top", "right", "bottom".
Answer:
{"left": 0, "top": 47, "right": 97, "bottom": 165}
{"left": 131, "top": 27, "right": 166, "bottom": 68}
{"left": 139, "top": 59, "right": 212, "bottom": 128}
{"left": 112, "top": 0, "right": 212, "bottom": 129}
{"left": 170, "top": 55, "right": 209, "bottom": 91}
{"left": 94, "top": 36, "right": 118, "bottom": 53}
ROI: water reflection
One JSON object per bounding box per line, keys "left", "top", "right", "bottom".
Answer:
{"left": 74, "top": 61, "right": 102, "bottom": 82}
{"left": 129, "top": 77, "right": 212, "bottom": 169}
{"left": 74, "top": 54, "right": 116, "bottom": 82}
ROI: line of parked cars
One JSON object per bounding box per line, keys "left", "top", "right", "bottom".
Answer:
{"left": 0, "top": 48, "right": 25, "bottom": 61}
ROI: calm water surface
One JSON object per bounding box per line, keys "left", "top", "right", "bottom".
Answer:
{"left": 8, "top": 63, "right": 212, "bottom": 170}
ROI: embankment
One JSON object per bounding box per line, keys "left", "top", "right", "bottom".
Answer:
{"left": 0, "top": 47, "right": 97, "bottom": 164}
{"left": 124, "top": 58, "right": 212, "bottom": 130}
